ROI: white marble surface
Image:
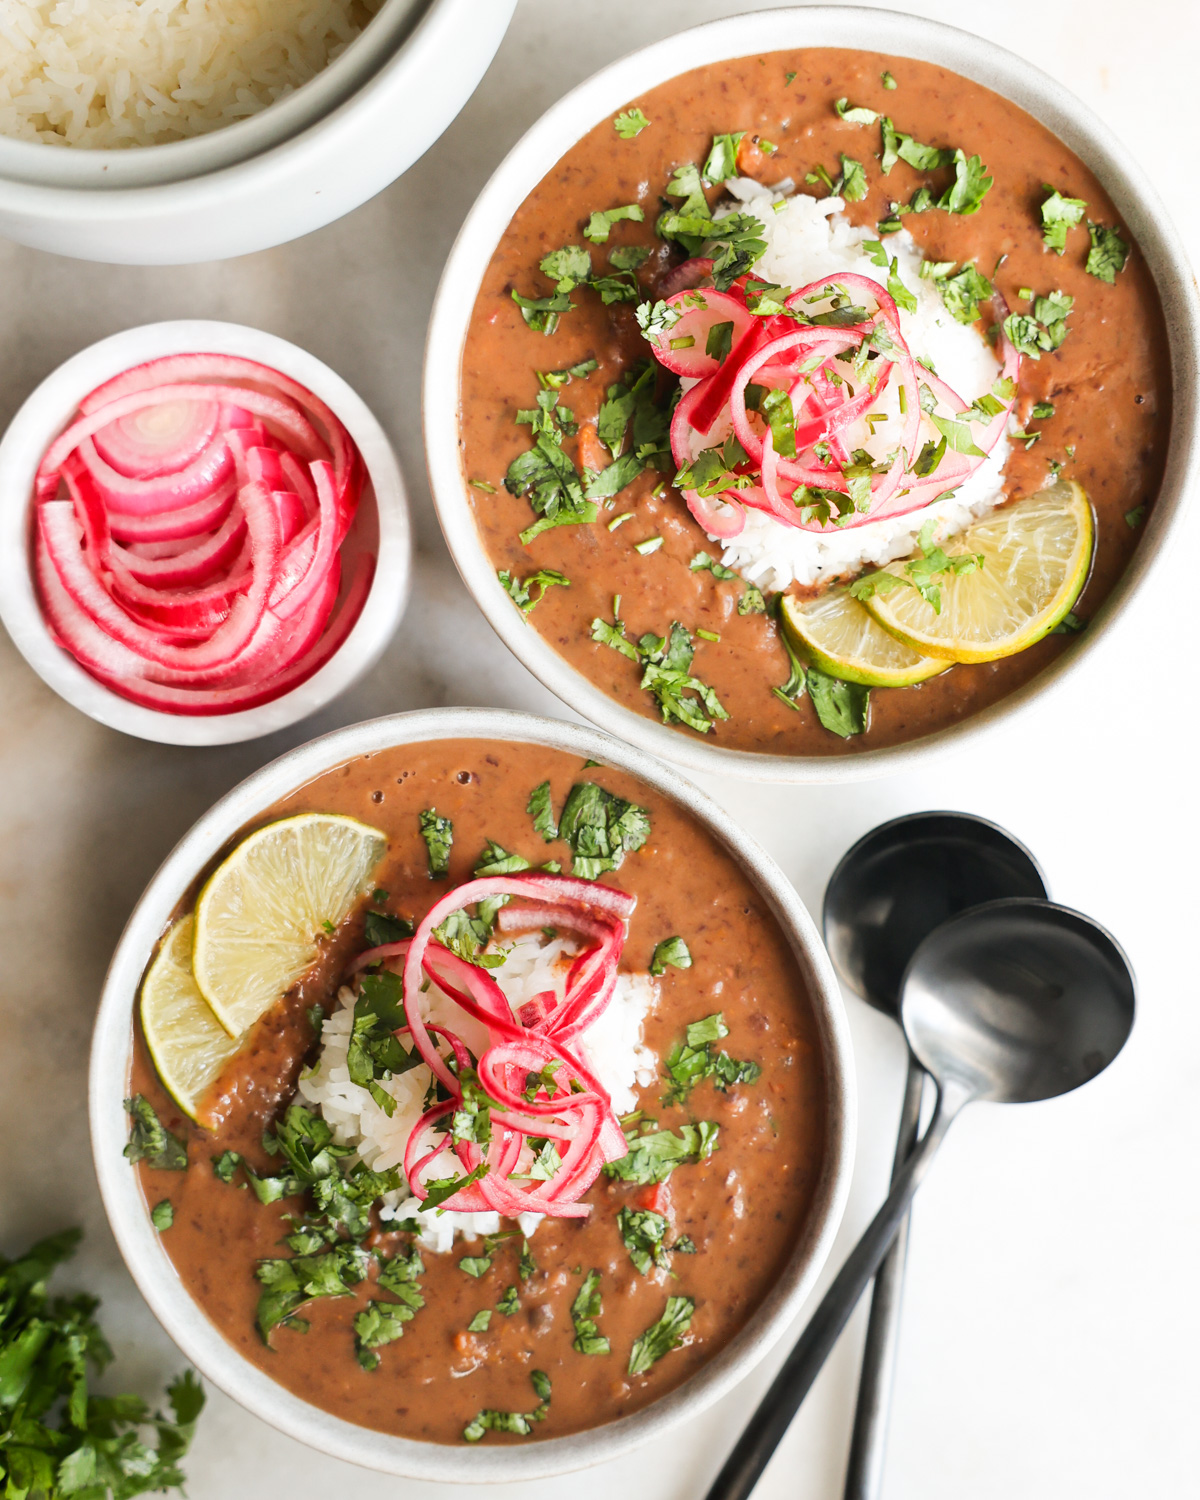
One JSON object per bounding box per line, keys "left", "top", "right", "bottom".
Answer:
{"left": 1, "top": 1, "right": 1198, "bottom": 1496}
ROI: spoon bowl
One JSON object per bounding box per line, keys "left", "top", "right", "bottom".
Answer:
{"left": 903, "top": 899, "right": 1136, "bottom": 1106}
{"left": 825, "top": 812, "right": 1047, "bottom": 1017}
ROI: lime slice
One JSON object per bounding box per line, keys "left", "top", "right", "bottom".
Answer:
{"left": 193, "top": 813, "right": 387, "bottom": 1038}
{"left": 140, "top": 917, "right": 240, "bottom": 1123}
{"left": 780, "top": 590, "right": 948, "bottom": 688}
{"left": 862, "top": 482, "right": 1094, "bottom": 663}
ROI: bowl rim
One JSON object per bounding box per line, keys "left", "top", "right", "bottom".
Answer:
{"left": 0, "top": 0, "right": 517, "bottom": 222}
{"left": 88, "top": 704, "right": 856, "bottom": 1481}
{"left": 0, "top": 0, "right": 432, "bottom": 191}
{"left": 422, "top": 3, "right": 1200, "bottom": 785}
{"left": 0, "top": 319, "right": 412, "bottom": 746}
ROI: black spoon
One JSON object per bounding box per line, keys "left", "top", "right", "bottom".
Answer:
{"left": 705, "top": 898, "right": 1133, "bottom": 1500}
{"left": 823, "top": 813, "right": 1047, "bottom": 1499}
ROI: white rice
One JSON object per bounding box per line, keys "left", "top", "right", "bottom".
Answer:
{"left": 693, "top": 179, "right": 1014, "bottom": 591}
{"left": 0, "top": 0, "right": 382, "bottom": 149}
{"left": 296, "top": 932, "right": 658, "bottom": 1256}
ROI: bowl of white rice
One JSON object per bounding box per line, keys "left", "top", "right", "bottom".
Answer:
{"left": 423, "top": 5, "right": 1200, "bottom": 784}
{"left": 0, "top": 0, "right": 516, "bottom": 262}
{"left": 89, "top": 705, "right": 854, "bottom": 1479}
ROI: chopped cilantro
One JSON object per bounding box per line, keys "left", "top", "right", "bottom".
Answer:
{"left": 463, "top": 1370, "right": 551, "bottom": 1442}
{"left": 882, "top": 70, "right": 897, "bottom": 89}
{"left": 255, "top": 1242, "right": 371, "bottom": 1342}
{"left": 519, "top": 1239, "right": 538, "bottom": 1280}
{"left": 123, "top": 1095, "right": 187, "bottom": 1171}
{"left": 0, "top": 1229, "right": 204, "bottom": 1499}
{"left": 467, "top": 1310, "right": 492, "bottom": 1332}
{"left": 1003, "top": 289, "right": 1074, "bottom": 359}
{"left": 1125, "top": 504, "right": 1146, "bottom": 528}
{"left": 151, "top": 1200, "right": 174, "bottom": 1232}
{"left": 538, "top": 358, "right": 598, "bottom": 390}
{"left": 628, "top": 1295, "right": 695, "bottom": 1375}
{"left": 418, "top": 808, "right": 452, "bottom": 878}
{"left": 496, "top": 1285, "right": 520, "bottom": 1316}
{"left": 604, "top": 1122, "right": 719, "bottom": 1186}
{"left": 613, "top": 108, "right": 650, "bottom": 139}
{"left": 355, "top": 1266, "right": 424, "bottom": 1372}
{"left": 558, "top": 780, "right": 651, "bottom": 880}
{"left": 635, "top": 536, "right": 664, "bottom": 556}
{"left": 650, "top": 936, "right": 692, "bottom": 976}
{"left": 1041, "top": 187, "right": 1087, "bottom": 253}
{"left": 1050, "top": 611, "right": 1087, "bottom": 635}
{"left": 839, "top": 155, "right": 868, "bottom": 202}
{"left": 773, "top": 620, "right": 807, "bottom": 711}
{"left": 610, "top": 245, "right": 653, "bottom": 271}
{"left": 785, "top": 71, "right": 797, "bottom": 86}
{"left": 939, "top": 150, "right": 992, "bottom": 215}
{"left": 346, "top": 973, "right": 421, "bottom": 1117}
{"left": 921, "top": 259, "right": 992, "bottom": 324}
{"left": 662, "top": 1012, "right": 762, "bottom": 1106}
{"left": 468, "top": 479, "right": 496, "bottom": 492}
{"left": 498, "top": 567, "right": 570, "bottom": 614}
{"left": 423, "top": 1162, "right": 490, "bottom": 1212}
{"left": 690, "top": 551, "right": 739, "bottom": 581}
{"left": 1086, "top": 222, "right": 1129, "bottom": 283}
{"left": 570, "top": 1269, "right": 610, "bottom": 1355}
{"left": 850, "top": 517, "right": 983, "bottom": 618}
{"left": 505, "top": 390, "right": 598, "bottom": 542}
{"left": 584, "top": 203, "right": 645, "bottom": 243}
{"left": 706, "top": 319, "right": 735, "bottom": 363}
{"left": 618, "top": 1207, "right": 671, "bottom": 1275}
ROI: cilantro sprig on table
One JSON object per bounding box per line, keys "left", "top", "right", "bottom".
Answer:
{"left": 0, "top": 1228, "right": 204, "bottom": 1499}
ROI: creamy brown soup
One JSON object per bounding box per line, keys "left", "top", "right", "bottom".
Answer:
{"left": 459, "top": 49, "right": 1170, "bottom": 755}
{"left": 130, "top": 739, "right": 827, "bottom": 1443}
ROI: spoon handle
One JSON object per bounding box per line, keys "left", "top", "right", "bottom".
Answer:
{"left": 703, "top": 1089, "right": 962, "bottom": 1500}
{"left": 842, "top": 1055, "right": 925, "bottom": 1500}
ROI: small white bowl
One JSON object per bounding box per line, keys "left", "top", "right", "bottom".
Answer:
{"left": 0, "top": 0, "right": 516, "bottom": 263}
{"left": 0, "top": 320, "right": 412, "bottom": 746}
{"left": 423, "top": 4, "right": 1200, "bottom": 785}
{"left": 89, "top": 705, "right": 854, "bottom": 1481}
{"left": 0, "top": 0, "right": 428, "bottom": 191}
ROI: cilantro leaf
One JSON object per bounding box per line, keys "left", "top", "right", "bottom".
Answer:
{"left": 703, "top": 132, "right": 745, "bottom": 184}
{"left": 584, "top": 203, "right": 645, "bottom": 244}
{"left": 1003, "top": 289, "right": 1074, "bottom": 359}
{"left": 662, "top": 1013, "right": 761, "bottom": 1105}
{"left": 363, "top": 909, "right": 414, "bottom": 947}
{"left": 570, "top": 1270, "right": 611, "bottom": 1355}
{"left": 938, "top": 150, "right": 992, "bottom": 215}
{"left": 835, "top": 97, "right": 879, "bottom": 125}
{"left": 614, "top": 109, "right": 649, "bottom": 139}
{"left": 527, "top": 781, "right": 558, "bottom": 842}
{"left": 628, "top": 1295, "right": 695, "bottom": 1375}
{"left": 150, "top": 1200, "right": 174, "bottom": 1232}
{"left": 123, "top": 1096, "right": 187, "bottom": 1171}
{"left": 1086, "top": 222, "right": 1129, "bottom": 283}
{"left": 920, "top": 259, "right": 992, "bottom": 324}
{"left": 418, "top": 808, "right": 452, "bottom": 878}
{"left": 255, "top": 1243, "right": 371, "bottom": 1342}
{"left": 650, "top": 936, "right": 692, "bottom": 976}
{"left": 467, "top": 1310, "right": 491, "bottom": 1333}
{"left": 807, "top": 669, "right": 870, "bottom": 738}
{"left": 498, "top": 567, "right": 570, "bottom": 614}
{"left": 1040, "top": 187, "right": 1087, "bottom": 253}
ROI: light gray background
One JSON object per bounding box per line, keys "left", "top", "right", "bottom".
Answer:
{"left": 1, "top": 2, "right": 1197, "bottom": 1496}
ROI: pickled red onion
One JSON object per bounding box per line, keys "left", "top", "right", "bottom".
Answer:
{"left": 30, "top": 354, "right": 369, "bottom": 716}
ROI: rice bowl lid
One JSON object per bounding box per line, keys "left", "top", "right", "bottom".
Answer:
{"left": 422, "top": 4, "right": 1200, "bottom": 785}
{"left": 88, "top": 705, "right": 855, "bottom": 1481}
{"left": 0, "top": 0, "right": 432, "bottom": 190}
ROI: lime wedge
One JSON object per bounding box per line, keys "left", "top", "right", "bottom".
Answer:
{"left": 193, "top": 813, "right": 387, "bottom": 1038}
{"left": 780, "top": 590, "right": 948, "bottom": 688}
{"left": 140, "top": 917, "right": 239, "bottom": 1123}
{"left": 862, "top": 481, "right": 1094, "bottom": 663}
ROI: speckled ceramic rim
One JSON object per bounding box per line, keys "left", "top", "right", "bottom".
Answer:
{"left": 0, "top": 320, "right": 412, "bottom": 746}
{"left": 89, "top": 706, "right": 855, "bottom": 1482}
{"left": 423, "top": 5, "right": 1200, "bottom": 785}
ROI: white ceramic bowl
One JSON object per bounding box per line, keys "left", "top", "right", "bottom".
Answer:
{"left": 0, "top": 0, "right": 515, "bottom": 263}
{"left": 424, "top": 5, "right": 1200, "bottom": 785}
{"left": 0, "top": 320, "right": 412, "bottom": 746}
{"left": 89, "top": 706, "right": 855, "bottom": 1481}
{"left": 0, "top": 0, "right": 428, "bottom": 191}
